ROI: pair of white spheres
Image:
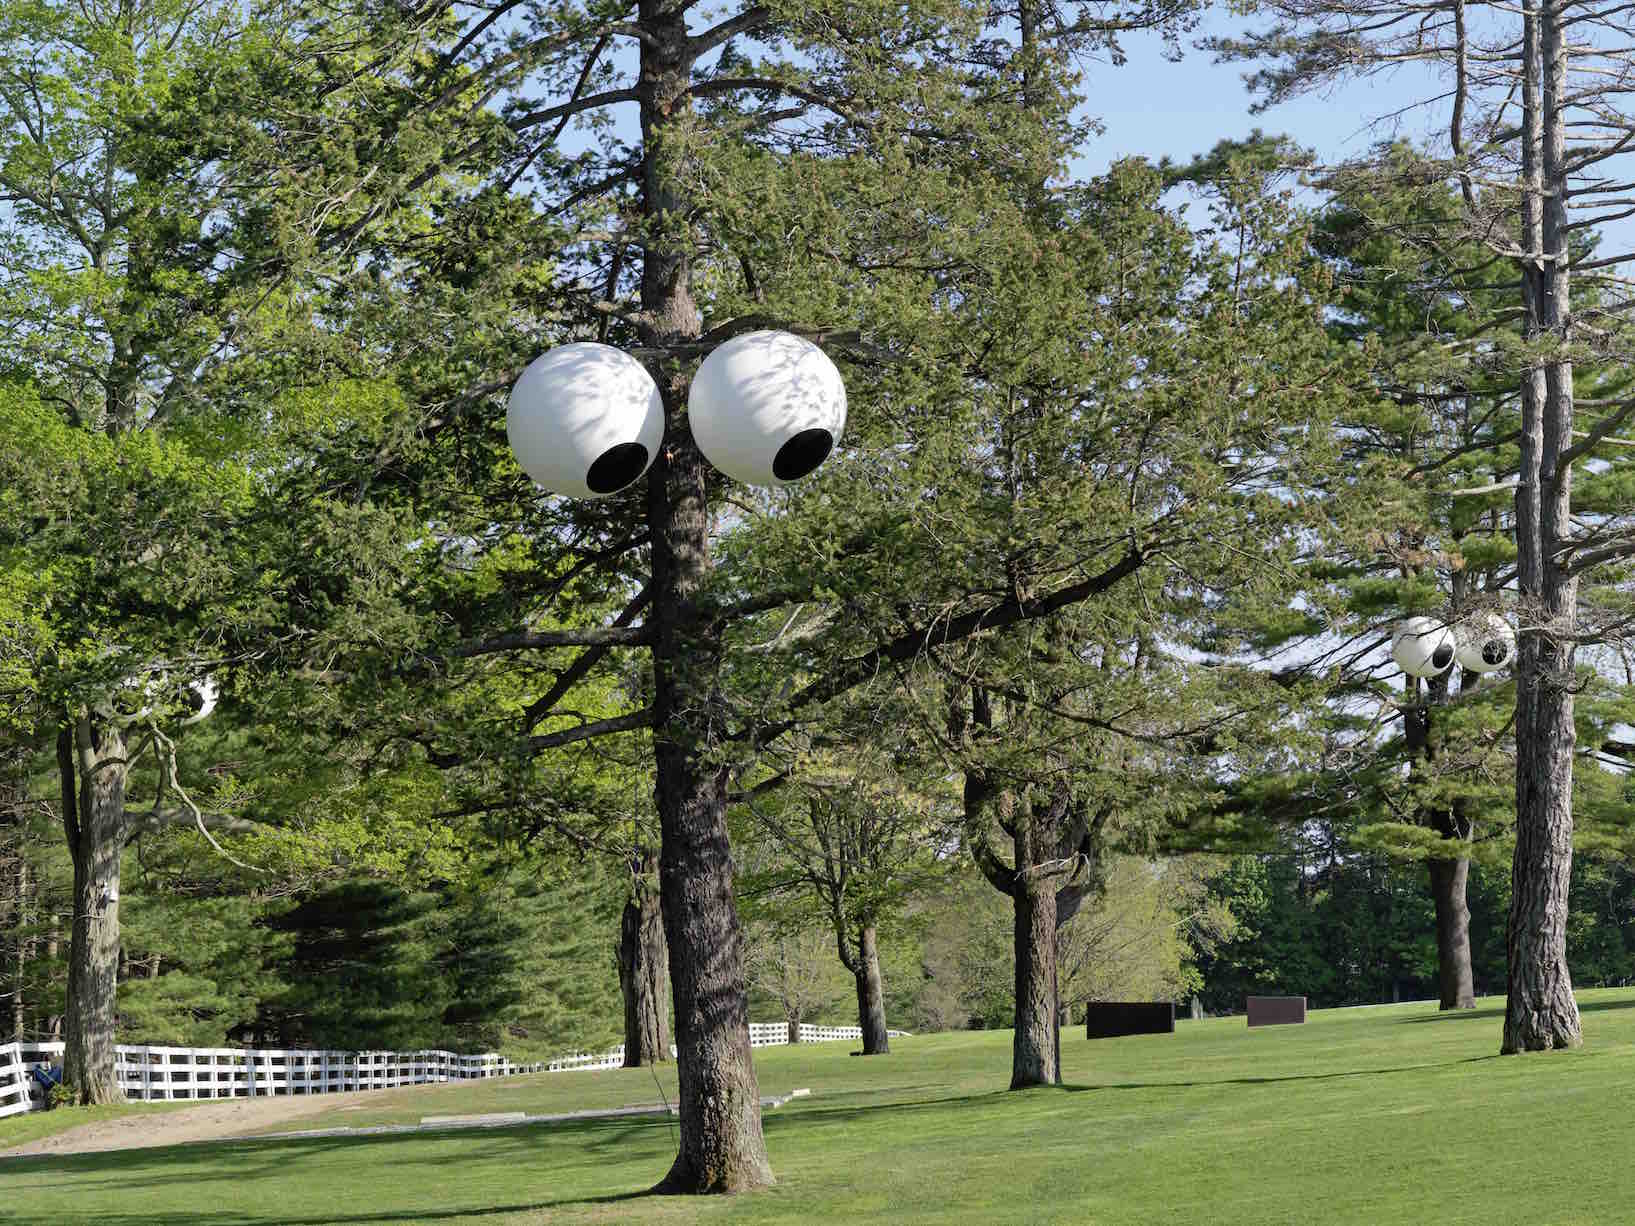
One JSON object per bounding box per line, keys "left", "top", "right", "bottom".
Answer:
{"left": 506, "top": 332, "right": 848, "bottom": 497}
{"left": 96, "top": 674, "right": 219, "bottom": 726}
{"left": 1391, "top": 615, "right": 1515, "bottom": 679}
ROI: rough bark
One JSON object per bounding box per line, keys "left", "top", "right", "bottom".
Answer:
{"left": 59, "top": 719, "right": 129, "bottom": 1104}
{"left": 635, "top": 0, "right": 772, "bottom": 1191}
{"left": 965, "top": 688, "right": 1101, "bottom": 1090}
{"left": 1428, "top": 858, "right": 1476, "bottom": 1010}
{"left": 649, "top": 432, "right": 770, "bottom": 1191}
{"left": 1505, "top": 0, "right": 1582, "bottom": 1054}
{"left": 11, "top": 858, "right": 27, "bottom": 1041}
{"left": 45, "top": 910, "right": 61, "bottom": 1040}
{"left": 853, "top": 924, "right": 889, "bottom": 1055}
{"left": 1011, "top": 864, "right": 1059, "bottom": 1088}
{"left": 1404, "top": 681, "right": 1477, "bottom": 1012}
{"left": 618, "top": 850, "right": 670, "bottom": 1067}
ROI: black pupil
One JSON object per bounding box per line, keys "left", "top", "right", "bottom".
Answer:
{"left": 1482, "top": 640, "right": 1507, "bottom": 665}
{"left": 586, "top": 442, "right": 649, "bottom": 494}
{"left": 773, "top": 429, "right": 834, "bottom": 482}
{"left": 1431, "top": 643, "right": 1454, "bottom": 669}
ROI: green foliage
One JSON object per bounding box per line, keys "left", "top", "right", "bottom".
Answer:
{"left": 1213, "top": 170, "right": 1635, "bottom": 892}
{"left": 246, "top": 868, "right": 623, "bottom": 1058}
{"left": 1196, "top": 835, "right": 1635, "bottom": 1009}
{"left": 1195, "top": 847, "right": 1443, "bottom": 1011}
{"left": 911, "top": 858, "right": 1238, "bottom": 1028}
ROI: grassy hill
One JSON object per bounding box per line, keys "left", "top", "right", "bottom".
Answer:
{"left": 5, "top": 990, "right": 1635, "bottom": 1224}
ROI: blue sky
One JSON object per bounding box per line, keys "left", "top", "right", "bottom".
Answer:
{"left": 1071, "top": 13, "right": 1449, "bottom": 176}
{"left": 1071, "top": 12, "right": 1635, "bottom": 255}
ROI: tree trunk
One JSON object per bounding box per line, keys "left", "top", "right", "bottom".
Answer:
{"left": 649, "top": 450, "right": 769, "bottom": 1191}
{"left": 618, "top": 853, "right": 670, "bottom": 1067}
{"left": 853, "top": 924, "right": 889, "bottom": 1055}
{"left": 1507, "top": 633, "right": 1580, "bottom": 1050}
{"left": 1405, "top": 670, "right": 1477, "bottom": 1013}
{"left": 45, "top": 909, "right": 61, "bottom": 1040}
{"left": 634, "top": 0, "right": 771, "bottom": 1192}
{"left": 12, "top": 858, "right": 27, "bottom": 1041}
{"left": 1505, "top": 0, "right": 1581, "bottom": 1054}
{"left": 59, "top": 719, "right": 129, "bottom": 1104}
{"left": 1011, "top": 873, "right": 1059, "bottom": 1088}
{"left": 1428, "top": 858, "right": 1476, "bottom": 1010}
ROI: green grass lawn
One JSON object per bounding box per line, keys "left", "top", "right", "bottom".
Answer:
{"left": 5, "top": 990, "right": 1635, "bottom": 1224}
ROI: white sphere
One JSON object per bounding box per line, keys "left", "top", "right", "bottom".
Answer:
{"left": 92, "top": 650, "right": 157, "bottom": 723}
{"left": 688, "top": 330, "right": 847, "bottom": 486}
{"left": 1391, "top": 617, "right": 1456, "bottom": 678}
{"left": 1455, "top": 614, "right": 1515, "bottom": 675}
{"left": 94, "top": 677, "right": 154, "bottom": 724}
{"left": 179, "top": 676, "right": 220, "bottom": 726}
{"left": 506, "top": 343, "right": 663, "bottom": 498}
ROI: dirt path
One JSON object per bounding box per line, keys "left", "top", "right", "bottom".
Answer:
{"left": 0, "top": 1089, "right": 399, "bottom": 1159}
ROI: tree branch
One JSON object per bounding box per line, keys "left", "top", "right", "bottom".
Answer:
{"left": 757, "top": 547, "right": 1148, "bottom": 744}
{"left": 971, "top": 830, "right": 1019, "bottom": 899}
{"left": 1558, "top": 397, "right": 1635, "bottom": 469}
{"left": 526, "top": 709, "right": 650, "bottom": 755}
{"left": 455, "top": 625, "right": 653, "bottom": 656}
{"left": 523, "top": 587, "right": 652, "bottom": 731}
{"left": 687, "top": 5, "right": 773, "bottom": 55}
{"left": 509, "top": 88, "right": 641, "bottom": 133}
{"left": 56, "top": 726, "right": 80, "bottom": 859}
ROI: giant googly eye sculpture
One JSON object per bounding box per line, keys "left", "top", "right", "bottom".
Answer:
{"left": 179, "top": 676, "right": 220, "bottom": 726}
{"left": 94, "top": 674, "right": 157, "bottom": 724}
{"left": 92, "top": 650, "right": 160, "bottom": 724}
{"left": 1391, "top": 616, "right": 1456, "bottom": 678}
{"left": 1455, "top": 613, "right": 1515, "bottom": 675}
{"left": 507, "top": 343, "right": 664, "bottom": 498}
{"left": 688, "top": 330, "right": 847, "bottom": 486}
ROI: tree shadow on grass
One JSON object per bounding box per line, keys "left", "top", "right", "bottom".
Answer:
{"left": 3, "top": 1127, "right": 670, "bottom": 1226}
{"left": 2, "top": 1115, "right": 676, "bottom": 1199}
{"left": 4, "top": 1195, "right": 654, "bottom": 1226}
{"left": 760, "top": 1088, "right": 1010, "bottom": 1129}
{"left": 1400, "top": 996, "right": 1635, "bottom": 1024}
{"left": 1060, "top": 1054, "right": 1500, "bottom": 1093}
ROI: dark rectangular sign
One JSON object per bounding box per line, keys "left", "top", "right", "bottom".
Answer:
{"left": 1246, "top": 995, "right": 1307, "bottom": 1027}
{"left": 1085, "top": 1001, "right": 1176, "bottom": 1039}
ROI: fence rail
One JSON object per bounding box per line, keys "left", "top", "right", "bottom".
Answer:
{"left": 1, "top": 1019, "right": 916, "bottom": 1112}
{"left": 546, "top": 1021, "right": 911, "bottom": 1072}
{"left": 0, "top": 1041, "right": 542, "bottom": 1115}
{"left": 0, "top": 1043, "right": 30, "bottom": 1120}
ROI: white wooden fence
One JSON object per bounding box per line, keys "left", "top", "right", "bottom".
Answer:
{"left": 0, "top": 1041, "right": 542, "bottom": 1117}
{"left": 0, "top": 1043, "right": 31, "bottom": 1120}
{"left": 545, "top": 1021, "right": 910, "bottom": 1072}
{"left": 0, "top": 1020, "right": 914, "bottom": 1114}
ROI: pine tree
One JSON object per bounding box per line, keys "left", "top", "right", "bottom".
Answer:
{"left": 0, "top": 0, "right": 466, "bottom": 1099}
{"left": 1214, "top": 0, "right": 1635, "bottom": 1055}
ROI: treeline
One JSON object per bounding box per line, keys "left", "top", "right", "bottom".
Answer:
{"left": 0, "top": 803, "right": 624, "bottom": 1058}
{"left": 1199, "top": 840, "right": 1635, "bottom": 1013}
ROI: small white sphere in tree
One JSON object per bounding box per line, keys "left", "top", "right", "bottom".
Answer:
{"left": 1455, "top": 613, "right": 1515, "bottom": 674}
{"left": 506, "top": 343, "right": 664, "bottom": 498}
{"left": 180, "top": 676, "right": 220, "bottom": 725}
{"left": 94, "top": 677, "right": 154, "bottom": 724}
{"left": 93, "top": 656, "right": 159, "bottom": 724}
{"left": 688, "top": 330, "right": 847, "bottom": 486}
{"left": 1391, "top": 616, "right": 1456, "bottom": 678}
